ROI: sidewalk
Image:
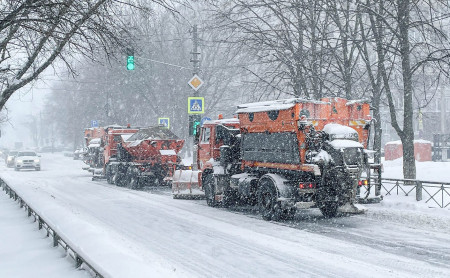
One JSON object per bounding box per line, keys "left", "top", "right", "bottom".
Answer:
{"left": 0, "top": 191, "right": 88, "bottom": 278}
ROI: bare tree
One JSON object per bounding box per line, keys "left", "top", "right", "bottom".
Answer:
{"left": 361, "top": 0, "right": 450, "bottom": 179}
{"left": 0, "top": 0, "right": 177, "bottom": 112}
{"left": 207, "top": 0, "right": 337, "bottom": 99}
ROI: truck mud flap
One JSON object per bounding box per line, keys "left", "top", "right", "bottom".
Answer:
{"left": 357, "top": 196, "right": 383, "bottom": 204}
{"left": 338, "top": 203, "right": 367, "bottom": 214}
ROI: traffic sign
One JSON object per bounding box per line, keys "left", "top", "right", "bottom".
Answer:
{"left": 188, "top": 97, "right": 205, "bottom": 114}
{"left": 91, "top": 120, "right": 99, "bottom": 128}
{"left": 188, "top": 75, "right": 204, "bottom": 91}
{"left": 158, "top": 117, "right": 170, "bottom": 129}
{"left": 201, "top": 117, "right": 211, "bottom": 126}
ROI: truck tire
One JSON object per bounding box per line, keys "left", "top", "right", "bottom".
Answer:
{"left": 114, "top": 172, "right": 126, "bottom": 187}
{"left": 129, "top": 176, "right": 140, "bottom": 189}
{"left": 317, "top": 167, "right": 345, "bottom": 218}
{"left": 257, "top": 177, "right": 283, "bottom": 221}
{"left": 203, "top": 174, "right": 217, "bottom": 207}
{"left": 106, "top": 165, "right": 114, "bottom": 184}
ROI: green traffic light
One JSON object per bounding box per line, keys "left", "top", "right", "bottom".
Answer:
{"left": 127, "top": 55, "right": 135, "bottom": 70}
{"left": 193, "top": 121, "right": 200, "bottom": 135}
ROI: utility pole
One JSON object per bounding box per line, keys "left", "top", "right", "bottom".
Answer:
{"left": 191, "top": 25, "right": 201, "bottom": 170}
{"left": 192, "top": 25, "right": 200, "bottom": 83}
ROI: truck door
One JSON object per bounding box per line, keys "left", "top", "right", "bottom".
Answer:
{"left": 198, "top": 126, "right": 212, "bottom": 170}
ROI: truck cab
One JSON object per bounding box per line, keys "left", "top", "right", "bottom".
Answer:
{"left": 195, "top": 117, "right": 240, "bottom": 171}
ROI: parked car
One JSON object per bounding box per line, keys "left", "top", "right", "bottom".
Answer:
{"left": 5, "top": 150, "right": 18, "bottom": 167}
{"left": 14, "top": 151, "right": 41, "bottom": 171}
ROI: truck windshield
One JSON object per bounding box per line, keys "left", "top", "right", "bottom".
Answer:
{"left": 329, "top": 133, "right": 359, "bottom": 141}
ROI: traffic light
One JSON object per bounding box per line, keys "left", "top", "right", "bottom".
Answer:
{"left": 126, "top": 48, "right": 135, "bottom": 70}
{"left": 189, "top": 115, "right": 201, "bottom": 137}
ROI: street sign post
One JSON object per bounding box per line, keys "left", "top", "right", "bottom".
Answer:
{"left": 188, "top": 97, "right": 205, "bottom": 114}
{"left": 158, "top": 117, "right": 170, "bottom": 129}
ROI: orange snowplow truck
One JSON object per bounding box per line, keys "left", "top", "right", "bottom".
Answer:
{"left": 83, "top": 125, "right": 139, "bottom": 172}
{"left": 106, "top": 126, "right": 185, "bottom": 189}
{"left": 193, "top": 97, "right": 377, "bottom": 220}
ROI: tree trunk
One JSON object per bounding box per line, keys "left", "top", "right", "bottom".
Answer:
{"left": 398, "top": 0, "right": 416, "bottom": 179}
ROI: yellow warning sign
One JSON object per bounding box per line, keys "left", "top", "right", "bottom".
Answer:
{"left": 188, "top": 75, "right": 204, "bottom": 91}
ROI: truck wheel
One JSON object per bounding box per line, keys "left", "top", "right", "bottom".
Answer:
{"left": 129, "top": 176, "right": 140, "bottom": 189}
{"left": 203, "top": 174, "right": 217, "bottom": 207}
{"left": 106, "top": 165, "right": 114, "bottom": 184}
{"left": 317, "top": 168, "right": 346, "bottom": 218}
{"left": 257, "top": 177, "right": 282, "bottom": 221}
{"left": 114, "top": 173, "right": 125, "bottom": 187}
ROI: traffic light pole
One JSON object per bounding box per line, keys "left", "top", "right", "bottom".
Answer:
{"left": 191, "top": 25, "right": 201, "bottom": 171}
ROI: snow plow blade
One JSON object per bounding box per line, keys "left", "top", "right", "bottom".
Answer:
{"left": 357, "top": 196, "right": 383, "bottom": 204}
{"left": 338, "top": 203, "right": 367, "bottom": 214}
{"left": 172, "top": 169, "right": 204, "bottom": 199}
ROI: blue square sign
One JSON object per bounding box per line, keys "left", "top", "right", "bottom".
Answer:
{"left": 158, "top": 118, "right": 170, "bottom": 129}
{"left": 188, "top": 97, "right": 204, "bottom": 114}
{"left": 91, "top": 120, "right": 99, "bottom": 128}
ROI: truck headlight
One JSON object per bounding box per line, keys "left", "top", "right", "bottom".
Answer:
{"left": 16, "top": 159, "right": 23, "bottom": 163}
{"left": 34, "top": 159, "right": 40, "bottom": 163}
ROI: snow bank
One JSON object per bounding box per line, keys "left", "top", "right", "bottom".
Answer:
{"left": 0, "top": 175, "right": 192, "bottom": 278}
{"left": 0, "top": 192, "right": 88, "bottom": 278}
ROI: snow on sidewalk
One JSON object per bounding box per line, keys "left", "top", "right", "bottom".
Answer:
{"left": 0, "top": 191, "right": 89, "bottom": 278}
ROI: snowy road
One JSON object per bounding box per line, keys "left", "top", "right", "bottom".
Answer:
{"left": 1, "top": 154, "right": 449, "bottom": 278}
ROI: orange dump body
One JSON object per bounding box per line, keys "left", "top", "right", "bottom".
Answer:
{"left": 103, "top": 128, "right": 139, "bottom": 164}
{"left": 238, "top": 97, "right": 371, "bottom": 167}
{"left": 124, "top": 139, "right": 184, "bottom": 164}
{"left": 122, "top": 126, "right": 185, "bottom": 168}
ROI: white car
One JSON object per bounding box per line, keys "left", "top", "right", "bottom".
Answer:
{"left": 14, "top": 151, "right": 41, "bottom": 171}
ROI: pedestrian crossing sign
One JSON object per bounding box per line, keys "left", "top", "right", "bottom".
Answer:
{"left": 188, "top": 97, "right": 205, "bottom": 114}
{"left": 158, "top": 118, "right": 170, "bottom": 129}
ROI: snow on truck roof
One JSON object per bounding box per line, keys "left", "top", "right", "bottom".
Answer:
{"left": 126, "top": 126, "right": 179, "bottom": 141}
{"left": 323, "top": 123, "right": 358, "bottom": 136}
{"left": 236, "top": 98, "right": 329, "bottom": 113}
{"left": 203, "top": 118, "right": 240, "bottom": 126}
{"left": 345, "top": 99, "right": 370, "bottom": 106}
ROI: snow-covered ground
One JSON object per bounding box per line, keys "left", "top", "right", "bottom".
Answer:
{"left": 383, "top": 157, "right": 450, "bottom": 182}
{"left": 0, "top": 154, "right": 449, "bottom": 278}
{"left": 0, "top": 189, "right": 89, "bottom": 278}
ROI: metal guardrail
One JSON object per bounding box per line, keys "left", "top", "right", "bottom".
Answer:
{"left": 0, "top": 179, "right": 104, "bottom": 278}
{"left": 367, "top": 177, "right": 450, "bottom": 208}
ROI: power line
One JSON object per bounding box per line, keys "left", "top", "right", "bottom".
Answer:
{"left": 136, "top": 56, "right": 192, "bottom": 70}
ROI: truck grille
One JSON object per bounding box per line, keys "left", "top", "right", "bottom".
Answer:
{"left": 24, "top": 160, "right": 34, "bottom": 163}
{"left": 343, "top": 148, "right": 362, "bottom": 166}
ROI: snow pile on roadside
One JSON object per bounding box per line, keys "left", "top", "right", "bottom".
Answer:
{"left": 0, "top": 174, "right": 191, "bottom": 278}
{"left": 0, "top": 192, "right": 89, "bottom": 278}
{"left": 382, "top": 158, "right": 450, "bottom": 182}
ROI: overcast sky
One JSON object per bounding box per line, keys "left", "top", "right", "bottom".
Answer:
{"left": 0, "top": 81, "right": 51, "bottom": 150}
